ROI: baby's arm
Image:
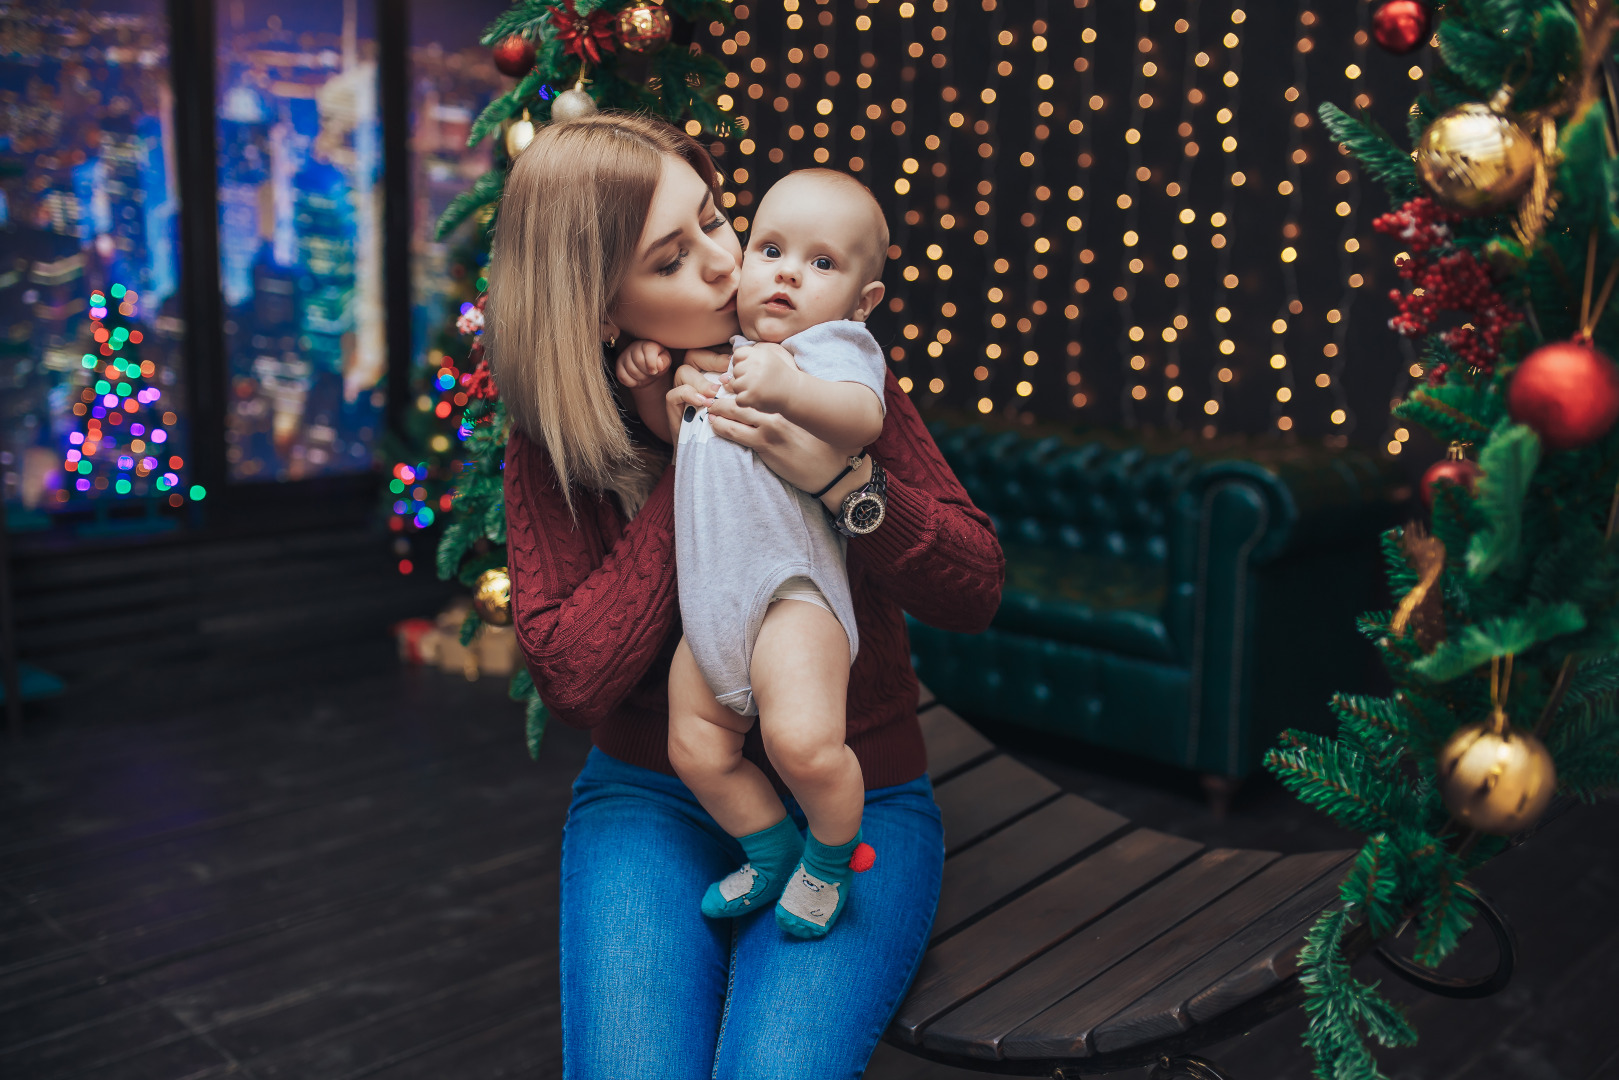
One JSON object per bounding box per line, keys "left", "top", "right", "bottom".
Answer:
{"left": 728, "top": 342, "right": 884, "bottom": 448}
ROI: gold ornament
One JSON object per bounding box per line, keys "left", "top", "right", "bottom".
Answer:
{"left": 1415, "top": 88, "right": 1539, "bottom": 213}
{"left": 550, "top": 83, "right": 599, "bottom": 123}
{"left": 504, "top": 109, "right": 536, "bottom": 158}
{"left": 617, "top": 1, "right": 673, "bottom": 53}
{"left": 1438, "top": 706, "right": 1557, "bottom": 835}
{"left": 473, "top": 567, "right": 514, "bottom": 627}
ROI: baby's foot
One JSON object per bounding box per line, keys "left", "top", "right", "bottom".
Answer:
{"left": 775, "top": 831, "right": 875, "bottom": 939}
{"left": 702, "top": 816, "right": 804, "bottom": 919}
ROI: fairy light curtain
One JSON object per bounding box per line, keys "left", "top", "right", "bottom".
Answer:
{"left": 694, "top": 0, "right": 1420, "bottom": 452}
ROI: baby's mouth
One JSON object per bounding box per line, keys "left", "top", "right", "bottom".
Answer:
{"left": 764, "top": 292, "right": 795, "bottom": 312}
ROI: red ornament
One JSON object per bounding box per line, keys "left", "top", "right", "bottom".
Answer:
{"left": 492, "top": 34, "right": 535, "bottom": 78}
{"left": 1421, "top": 456, "right": 1481, "bottom": 508}
{"left": 465, "top": 355, "right": 500, "bottom": 401}
{"left": 617, "top": 2, "right": 673, "bottom": 53}
{"left": 1372, "top": 0, "right": 1431, "bottom": 55}
{"left": 1508, "top": 338, "right": 1619, "bottom": 451}
{"left": 849, "top": 843, "right": 876, "bottom": 873}
{"left": 550, "top": 1, "right": 618, "bottom": 65}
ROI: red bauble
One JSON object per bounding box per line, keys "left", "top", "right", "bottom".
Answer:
{"left": 849, "top": 843, "right": 876, "bottom": 873}
{"left": 1372, "top": 0, "right": 1431, "bottom": 55}
{"left": 492, "top": 34, "right": 536, "bottom": 78}
{"left": 1508, "top": 339, "right": 1619, "bottom": 451}
{"left": 1421, "top": 456, "right": 1482, "bottom": 508}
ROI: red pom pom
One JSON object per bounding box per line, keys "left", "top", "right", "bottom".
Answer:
{"left": 849, "top": 843, "right": 876, "bottom": 873}
{"left": 1372, "top": 0, "right": 1430, "bottom": 55}
{"left": 1508, "top": 339, "right": 1619, "bottom": 451}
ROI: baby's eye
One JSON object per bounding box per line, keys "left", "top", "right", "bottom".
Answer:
{"left": 762, "top": 243, "right": 781, "bottom": 258}
{"left": 813, "top": 256, "right": 834, "bottom": 271}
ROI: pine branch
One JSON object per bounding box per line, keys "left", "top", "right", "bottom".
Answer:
{"left": 480, "top": 0, "right": 560, "bottom": 47}
{"left": 1318, "top": 103, "right": 1421, "bottom": 199}
{"left": 1392, "top": 380, "right": 1501, "bottom": 446}
{"left": 1264, "top": 734, "right": 1421, "bottom": 835}
{"left": 524, "top": 691, "right": 549, "bottom": 759}
{"left": 436, "top": 169, "right": 507, "bottom": 242}
{"left": 1466, "top": 422, "right": 1541, "bottom": 580}
{"left": 1411, "top": 602, "right": 1587, "bottom": 681}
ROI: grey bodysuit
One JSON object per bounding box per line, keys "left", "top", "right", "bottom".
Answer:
{"left": 674, "top": 319, "right": 887, "bottom": 716}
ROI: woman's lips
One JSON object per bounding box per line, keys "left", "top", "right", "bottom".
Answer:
{"left": 718, "top": 295, "right": 737, "bottom": 313}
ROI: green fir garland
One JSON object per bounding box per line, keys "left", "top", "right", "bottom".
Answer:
{"left": 1266, "top": 2, "right": 1619, "bottom": 1077}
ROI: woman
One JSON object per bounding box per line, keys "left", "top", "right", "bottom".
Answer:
{"left": 488, "top": 112, "right": 1003, "bottom": 1078}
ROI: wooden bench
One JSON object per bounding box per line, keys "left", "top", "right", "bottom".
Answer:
{"left": 900, "top": 683, "right": 1362, "bottom": 1078}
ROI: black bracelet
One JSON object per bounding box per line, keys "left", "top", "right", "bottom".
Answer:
{"left": 810, "top": 455, "right": 863, "bottom": 499}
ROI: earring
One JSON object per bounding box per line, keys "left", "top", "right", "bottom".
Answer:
{"left": 605, "top": 334, "right": 619, "bottom": 348}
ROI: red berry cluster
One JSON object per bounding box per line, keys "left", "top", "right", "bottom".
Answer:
{"left": 1373, "top": 197, "right": 1522, "bottom": 380}
{"left": 463, "top": 344, "right": 500, "bottom": 402}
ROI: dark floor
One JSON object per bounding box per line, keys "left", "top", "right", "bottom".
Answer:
{"left": 2, "top": 660, "right": 1616, "bottom": 1080}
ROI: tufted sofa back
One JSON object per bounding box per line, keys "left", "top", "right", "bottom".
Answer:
{"left": 929, "top": 422, "right": 1198, "bottom": 564}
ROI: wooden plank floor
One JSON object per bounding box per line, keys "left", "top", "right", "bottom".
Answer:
{"left": 4, "top": 662, "right": 1617, "bottom": 1079}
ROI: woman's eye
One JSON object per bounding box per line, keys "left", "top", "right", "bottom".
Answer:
{"left": 813, "top": 257, "right": 834, "bottom": 271}
{"left": 702, "top": 215, "right": 727, "bottom": 233}
{"left": 657, "top": 250, "right": 687, "bottom": 276}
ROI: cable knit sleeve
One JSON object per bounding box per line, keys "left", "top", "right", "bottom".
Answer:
{"left": 853, "top": 370, "right": 1004, "bottom": 632}
{"left": 504, "top": 429, "right": 679, "bottom": 729}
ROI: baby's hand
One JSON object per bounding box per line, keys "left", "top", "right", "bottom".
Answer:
{"left": 684, "top": 346, "right": 733, "bottom": 374}
{"left": 615, "top": 339, "right": 673, "bottom": 389}
{"left": 728, "top": 342, "right": 802, "bottom": 414}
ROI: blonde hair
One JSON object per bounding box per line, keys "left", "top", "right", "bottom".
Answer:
{"left": 487, "top": 112, "right": 720, "bottom": 519}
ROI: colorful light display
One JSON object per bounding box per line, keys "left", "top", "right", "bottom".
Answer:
{"left": 59, "top": 283, "right": 199, "bottom": 507}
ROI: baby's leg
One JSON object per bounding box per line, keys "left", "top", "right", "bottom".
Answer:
{"left": 668, "top": 635, "right": 804, "bottom": 919}
{"left": 750, "top": 598, "right": 871, "bottom": 938}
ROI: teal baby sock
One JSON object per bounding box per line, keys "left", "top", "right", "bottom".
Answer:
{"left": 775, "top": 831, "right": 875, "bottom": 939}
{"left": 702, "top": 816, "right": 805, "bottom": 919}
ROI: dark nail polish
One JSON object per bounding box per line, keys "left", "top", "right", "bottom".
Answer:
{"left": 683, "top": 406, "right": 696, "bottom": 422}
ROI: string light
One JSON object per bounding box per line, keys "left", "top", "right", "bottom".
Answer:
{"left": 701, "top": 0, "right": 1391, "bottom": 441}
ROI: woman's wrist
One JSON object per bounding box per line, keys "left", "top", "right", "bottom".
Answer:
{"left": 819, "top": 454, "right": 873, "bottom": 514}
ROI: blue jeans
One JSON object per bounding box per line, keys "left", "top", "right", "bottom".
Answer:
{"left": 559, "top": 747, "right": 945, "bottom": 1079}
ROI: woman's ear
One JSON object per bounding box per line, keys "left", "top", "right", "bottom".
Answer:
{"left": 851, "top": 281, "right": 886, "bottom": 323}
{"left": 599, "top": 316, "right": 621, "bottom": 347}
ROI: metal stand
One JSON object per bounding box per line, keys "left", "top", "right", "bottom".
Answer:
{"left": 1374, "top": 884, "right": 1518, "bottom": 999}
{"left": 1146, "top": 1054, "right": 1238, "bottom": 1080}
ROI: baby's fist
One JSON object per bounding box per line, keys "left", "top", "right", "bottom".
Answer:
{"left": 615, "top": 340, "right": 673, "bottom": 389}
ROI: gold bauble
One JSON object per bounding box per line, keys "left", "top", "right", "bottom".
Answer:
{"left": 472, "top": 567, "right": 514, "bottom": 627}
{"left": 550, "top": 86, "right": 599, "bottom": 123}
{"left": 617, "top": 2, "right": 673, "bottom": 53}
{"left": 504, "top": 110, "right": 535, "bottom": 157}
{"left": 1437, "top": 713, "right": 1557, "bottom": 835}
{"left": 1415, "top": 91, "right": 1538, "bottom": 213}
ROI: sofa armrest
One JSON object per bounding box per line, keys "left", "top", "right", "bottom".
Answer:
{"left": 1163, "top": 449, "right": 1403, "bottom": 774}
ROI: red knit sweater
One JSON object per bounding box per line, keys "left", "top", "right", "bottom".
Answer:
{"left": 504, "top": 369, "right": 1005, "bottom": 790}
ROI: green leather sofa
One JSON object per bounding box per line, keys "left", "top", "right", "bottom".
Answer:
{"left": 908, "top": 417, "right": 1407, "bottom": 794}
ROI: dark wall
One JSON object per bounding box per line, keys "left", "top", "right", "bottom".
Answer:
{"left": 694, "top": 0, "right": 1425, "bottom": 453}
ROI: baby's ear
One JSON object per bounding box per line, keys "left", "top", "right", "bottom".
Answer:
{"left": 852, "top": 280, "right": 886, "bottom": 322}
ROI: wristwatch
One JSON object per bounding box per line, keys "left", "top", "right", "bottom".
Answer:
{"left": 830, "top": 459, "right": 887, "bottom": 537}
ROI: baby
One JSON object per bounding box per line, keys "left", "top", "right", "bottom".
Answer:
{"left": 615, "top": 169, "right": 890, "bottom": 938}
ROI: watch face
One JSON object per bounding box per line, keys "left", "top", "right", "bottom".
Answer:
{"left": 847, "top": 493, "right": 885, "bottom": 534}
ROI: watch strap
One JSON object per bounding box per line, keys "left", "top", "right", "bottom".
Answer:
{"left": 810, "top": 454, "right": 864, "bottom": 500}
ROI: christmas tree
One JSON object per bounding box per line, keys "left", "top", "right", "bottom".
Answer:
{"left": 402, "top": 0, "right": 738, "bottom": 755}
{"left": 1265, "top": 2, "right": 1619, "bottom": 1076}
{"left": 62, "top": 282, "right": 199, "bottom": 509}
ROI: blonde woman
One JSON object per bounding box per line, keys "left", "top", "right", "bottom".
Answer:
{"left": 489, "top": 113, "right": 1003, "bottom": 1078}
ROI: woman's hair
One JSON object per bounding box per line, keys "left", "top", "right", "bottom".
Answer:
{"left": 487, "top": 112, "right": 720, "bottom": 519}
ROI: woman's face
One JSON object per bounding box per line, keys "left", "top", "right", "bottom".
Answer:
{"left": 608, "top": 155, "right": 742, "bottom": 350}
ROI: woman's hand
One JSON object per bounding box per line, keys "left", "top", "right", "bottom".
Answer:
{"left": 664, "top": 363, "right": 721, "bottom": 452}
{"left": 706, "top": 394, "right": 868, "bottom": 508}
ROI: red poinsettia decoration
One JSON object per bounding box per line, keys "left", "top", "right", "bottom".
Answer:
{"left": 550, "top": 1, "right": 617, "bottom": 65}
{"left": 1373, "top": 197, "right": 1522, "bottom": 381}
{"left": 463, "top": 347, "right": 500, "bottom": 401}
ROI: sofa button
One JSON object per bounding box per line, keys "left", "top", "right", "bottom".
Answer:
{"left": 1032, "top": 683, "right": 1050, "bottom": 702}
{"left": 1086, "top": 696, "right": 1103, "bottom": 716}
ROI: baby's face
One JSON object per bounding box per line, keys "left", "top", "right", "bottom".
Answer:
{"left": 738, "top": 175, "right": 882, "bottom": 342}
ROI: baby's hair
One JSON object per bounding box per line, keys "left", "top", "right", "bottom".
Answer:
{"left": 781, "top": 167, "right": 890, "bottom": 282}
